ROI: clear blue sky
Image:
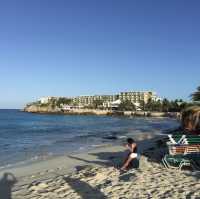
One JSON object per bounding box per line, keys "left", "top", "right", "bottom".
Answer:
{"left": 0, "top": 0, "right": 200, "bottom": 108}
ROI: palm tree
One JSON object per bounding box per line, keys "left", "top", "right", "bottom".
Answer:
{"left": 139, "top": 100, "right": 145, "bottom": 111}
{"left": 162, "top": 98, "right": 171, "bottom": 112}
{"left": 191, "top": 86, "right": 200, "bottom": 101}
{"left": 118, "top": 100, "right": 136, "bottom": 111}
{"left": 56, "top": 98, "right": 72, "bottom": 107}
{"left": 92, "top": 99, "right": 104, "bottom": 109}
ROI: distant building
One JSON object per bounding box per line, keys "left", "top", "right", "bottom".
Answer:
{"left": 119, "top": 91, "right": 158, "bottom": 104}
{"left": 38, "top": 91, "right": 160, "bottom": 109}
{"left": 72, "top": 95, "right": 118, "bottom": 106}
{"left": 71, "top": 91, "right": 160, "bottom": 108}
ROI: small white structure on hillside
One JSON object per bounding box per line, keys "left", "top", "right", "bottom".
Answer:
{"left": 134, "top": 102, "right": 141, "bottom": 111}
{"left": 62, "top": 104, "right": 84, "bottom": 110}
{"left": 103, "top": 99, "right": 121, "bottom": 109}
{"left": 62, "top": 105, "right": 73, "bottom": 110}
{"left": 39, "top": 97, "right": 54, "bottom": 104}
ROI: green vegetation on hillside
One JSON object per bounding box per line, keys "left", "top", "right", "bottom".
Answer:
{"left": 141, "top": 99, "right": 185, "bottom": 112}
{"left": 118, "top": 100, "right": 136, "bottom": 111}
{"left": 55, "top": 98, "right": 72, "bottom": 107}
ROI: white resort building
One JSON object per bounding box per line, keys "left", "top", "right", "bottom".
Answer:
{"left": 71, "top": 91, "right": 160, "bottom": 108}
{"left": 119, "top": 91, "right": 158, "bottom": 104}
{"left": 38, "top": 91, "right": 161, "bottom": 109}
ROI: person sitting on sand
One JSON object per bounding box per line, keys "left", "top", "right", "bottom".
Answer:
{"left": 121, "top": 138, "right": 138, "bottom": 171}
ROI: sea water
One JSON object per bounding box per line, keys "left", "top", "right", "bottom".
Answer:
{"left": 0, "top": 109, "right": 179, "bottom": 169}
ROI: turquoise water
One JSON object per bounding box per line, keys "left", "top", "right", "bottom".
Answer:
{"left": 0, "top": 109, "right": 179, "bottom": 169}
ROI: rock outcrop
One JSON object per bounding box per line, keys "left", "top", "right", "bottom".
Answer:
{"left": 24, "top": 105, "right": 60, "bottom": 113}
{"left": 181, "top": 106, "right": 200, "bottom": 134}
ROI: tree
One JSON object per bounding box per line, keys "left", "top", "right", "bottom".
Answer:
{"left": 179, "top": 102, "right": 189, "bottom": 110}
{"left": 139, "top": 98, "right": 186, "bottom": 112}
{"left": 191, "top": 86, "right": 200, "bottom": 101}
{"left": 139, "top": 100, "right": 145, "bottom": 111}
{"left": 162, "top": 98, "right": 171, "bottom": 112}
{"left": 56, "top": 98, "right": 72, "bottom": 107}
{"left": 145, "top": 99, "right": 163, "bottom": 112}
{"left": 153, "top": 100, "right": 163, "bottom": 112}
{"left": 118, "top": 100, "right": 136, "bottom": 111}
{"left": 91, "top": 99, "right": 104, "bottom": 109}
{"left": 168, "top": 100, "right": 179, "bottom": 112}
{"left": 145, "top": 99, "right": 153, "bottom": 111}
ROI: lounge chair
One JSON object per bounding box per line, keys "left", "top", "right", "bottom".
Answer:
{"left": 168, "top": 144, "right": 200, "bottom": 155}
{"left": 182, "top": 137, "right": 200, "bottom": 145}
{"left": 162, "top": 154, "right": 190, "bottom": 170}
{"left": 167, "top": 135, "right": 200, "bottom": 145}
{"left": 163, "top": 134, "right": 200, "bottom": 170}
{"left": 167, "top": 134, "right": 186, "bottom": 145}
{"left": 162, "top": 154, "right": 194, "bottom": 170}
{"left": 162, "top": 152, "right": 200, "bottom": 170}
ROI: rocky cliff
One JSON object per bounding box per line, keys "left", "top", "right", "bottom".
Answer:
{"left": 24, "top": 104, "right": 60, "bottom": 113}
{"left": 24, "top": 104, "right": 178, "bottom": 118}
{"left": 181, "top": 106, "right": 200, "bottom": 134}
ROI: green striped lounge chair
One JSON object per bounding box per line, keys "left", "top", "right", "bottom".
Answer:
{"left": 162, "top": 154, "right": 194, "bottom": 170}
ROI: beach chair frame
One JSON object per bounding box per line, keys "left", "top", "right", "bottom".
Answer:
{"left": 162, "top": 155, "right": 193, "bottom": 170}
{"left": 168, "top": 134, "right": 186, "bottom": 144}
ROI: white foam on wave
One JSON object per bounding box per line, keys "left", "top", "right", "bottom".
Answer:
{"left": 0, "top": 153, "right": 55, "bottom": 172}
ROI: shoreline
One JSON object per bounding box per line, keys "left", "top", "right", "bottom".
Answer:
{"left": 0, "top": 130, "right": 163, "bottom": 178}
{"left": 0, "top": 133, "right": 158, "bottom": 178}
{"left": 0, "top": 111, "right": 180, "bottom": 181}
{"left": 0, "top": 121, "right": 180, "bottom": 178}
{"left": 23, "top": 108, "right": 180, "bottom": 118}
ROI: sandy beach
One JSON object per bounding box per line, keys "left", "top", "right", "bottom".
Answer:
{"left": 0, "top": 135, "right": 199, "bottom": 199}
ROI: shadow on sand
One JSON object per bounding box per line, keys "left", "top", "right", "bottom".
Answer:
{"left": 68, "top": 136, "right": 167, "bottom": 169}
{"left": 184, "top": 170, "right": 200, "bottom": 181}
{"left": 68, "top": 149, "right": 140, "bottom": 170}
{"left": 0, "top": 173, "right": 17, "bottom": 199}
{"left": 68, "top": 150, "right": 125, "bottom": 168}
{"left": 64, "top": 176, "right": 107, "bottom": 199}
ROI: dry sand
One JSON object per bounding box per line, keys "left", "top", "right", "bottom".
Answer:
{"left": 0, "top": 137, "right": 200, "bottom": 199}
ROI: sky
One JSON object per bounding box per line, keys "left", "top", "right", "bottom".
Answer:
{"left": 0, "top": 0, "right": 200, "bottom": 108}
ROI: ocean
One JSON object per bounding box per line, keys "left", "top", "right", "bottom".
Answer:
{"left": 0, "top": 109, "right": 179, "bottom": 169}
